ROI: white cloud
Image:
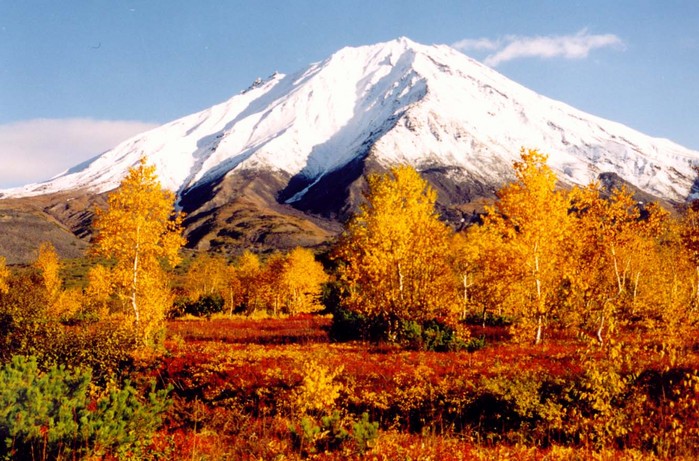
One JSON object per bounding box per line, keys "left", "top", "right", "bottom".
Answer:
{"left": 0, "top": 118, "right": 158, "bottom": 188}
{"left": 450, "top": 37, "right": 499, "bottom": 52}
{"left": 452, "top": 29, "right": 625, "bottom": 67}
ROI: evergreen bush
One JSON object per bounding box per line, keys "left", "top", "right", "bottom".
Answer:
{"left": 0, "top": 356, "right": 170, "bottom": 460}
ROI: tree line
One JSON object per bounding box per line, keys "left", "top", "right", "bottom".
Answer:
{"left": 1, "top": 149, "right": 698, "bottom": 355}
{"left": 0, "top": 158, "right": 329, "bottom": 356}
{"left": 173, "top": 247, "right": 328, "bottom": 318}
{"left": 333, "top": 148, "right": 699, "bottom": 354}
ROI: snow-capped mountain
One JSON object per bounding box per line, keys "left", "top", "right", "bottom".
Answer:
{"left": 2, "top": 37, "right": 699, "bottom": 253}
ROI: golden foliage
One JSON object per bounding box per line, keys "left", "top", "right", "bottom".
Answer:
{"left": 335, "top": 165, "right": 460, "bottom": 326}
{"left": 235, "top": 250, "right": 263, "bottom": 312}
{"left": 183, "top": 253, "right": 230, "bottom": 302}
{"left": 568, "top": 183, "right": 697, "bottom": 346}
{"left": 0, "top": 256, "right": 9, "bottom": 295}
{"left": 225, "top": 248, "right": 328, "bottom": 315}
{"left": 280, "top": 247, "right": 328, "bottom": 314}
{"left": 54, "top": 287, "right": 83, "bottom": 320}
{"left": 32, "top": 242, "right": 81, "bottom": 319}
{"left": 259, "top": 251, "right": 287, "bottom": 315}
{"left": 479, "top": 149, "right": 573, "bottom": 344}
{"left": 458, "top": 148, "right": 699, "bottom": 346}
{"left": 681, "top": 200, "right": 699, "bottom": 309}
{"left": 91, "top": 157, "right": 185, "bottom": 343}
{"left": 33, "top": 242, "right": 63, "bottom": 308}
{"left": 85, "top": 264, "right": 113, "bottom": 315}
{"left": 295, "top": 359, "right": 345, "bottom": 415}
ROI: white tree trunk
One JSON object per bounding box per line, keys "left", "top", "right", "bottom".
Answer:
{"left": 535, "top": 314, "right": 543, "bottom": 345}
{"left": 611, "top": 245, "right": 623, "bottom": 295}
{"left": 534, "top": 247, "right": 543, "bottom": 345}
{"left": 597, "top": 312, "right": 605, "bottom": 345}
{"left": 462, "top": 273, "right": 470, "bottom": 320}
{"left": 131, "top": 224, "right": 141, "bottom": 328}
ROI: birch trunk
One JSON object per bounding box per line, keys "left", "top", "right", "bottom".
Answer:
{"left": 597, "top": 312, "right": 605, "bottom": 345}
{"left": 131, "top": 224, "right": 141, "bottom": 328}
{"left": 611, "top": 245, "right": 623, "bottom": 295}
{"left": 462, "top": 273, "right": 469, "bottom": 320}
{"left": 534, "top": 247, "right": 543, "bottom": 345}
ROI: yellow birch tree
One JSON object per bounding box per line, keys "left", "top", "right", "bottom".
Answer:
{"left": 91, "top": 157, "right": 185, "bottom": 343}
{"left": 482, "top": 149, "right": 573, "bottom": 344}
{"left": 31, "top": 242, "right": 83, "bottom": 320}
{"left": 280, "top": 247, "right": 328, "bottom": 315}
{"left": 236, "top": 250, "right": 263, "bottom": 313}
{"left": 452, "top": 223, "right": 518, "bottom": 325}
{"left": 680, "top": 200, "right": 699, "bottom": 309}
{"left": 33, "top": 242, "right": 62, "bottom": 310}
{"left": 225, "top": 264, "right": 242, "bottom": 316}
{"left": 334, "top": 165, "right": 460, "bottom": 335}
{"left": 569, "top": 184, "right": 661, "bottom": 342}
{"left": 184, "top": 253, "right": 230, "bottom": 303}
{"left": 260, "top": 251, "right": 287, "bottom": 315}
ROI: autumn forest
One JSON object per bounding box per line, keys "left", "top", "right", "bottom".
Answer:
{"left": 1, "top": 149, "right": 699, "bottom": 460}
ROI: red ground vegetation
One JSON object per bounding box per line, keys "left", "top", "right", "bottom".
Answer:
{"left": 131, "top": 315, "right": 699, "bottom": 460}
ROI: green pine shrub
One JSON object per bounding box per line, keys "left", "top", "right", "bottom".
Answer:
{"left": 352, "top": 412, "right": 379, "bottom": 453}
{"left": 0, "top": 355, "right": 170, "bottom": 460}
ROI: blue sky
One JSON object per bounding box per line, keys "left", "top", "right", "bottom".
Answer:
{"left": 1, "top": 1, "right": 698, "bottom": 187}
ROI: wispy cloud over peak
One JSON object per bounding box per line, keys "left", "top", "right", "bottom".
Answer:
{"left": 451, "top": 37, "right": 499, "bottom": 52}
{"left": 452, "top": 29, "right": 625, "bottom": 66}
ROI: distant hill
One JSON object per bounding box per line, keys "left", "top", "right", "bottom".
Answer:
{"left": 0, "top": 199, "right": 88, "bottom": 264}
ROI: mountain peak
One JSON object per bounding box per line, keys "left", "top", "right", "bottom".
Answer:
{"left": 342, "top": 36, "right": 422, "bottom": 53}
{"left": 2, "top": 37, "right": 698, "bottom": 211}
{"left": 377, "top": 36, "right": 424, "bottom": 52}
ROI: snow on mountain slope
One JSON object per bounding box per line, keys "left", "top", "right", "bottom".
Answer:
{"left": 3, "top": 37, "right": 699, "bottom": 204}
{"left": 0, "top": 72, "right": 287, "bottom": 197}
{"left": 366, "top": 40, "right": 699, "bottom": 201}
